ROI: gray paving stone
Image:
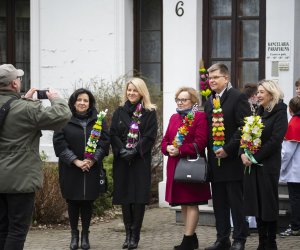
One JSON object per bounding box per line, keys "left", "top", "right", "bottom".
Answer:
{"left": 24, "top": 207, "right": 300, "bottom": 250}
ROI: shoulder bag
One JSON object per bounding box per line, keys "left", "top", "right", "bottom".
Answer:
{"left": 174, "top": 143, "right": 208, "bottom": 183}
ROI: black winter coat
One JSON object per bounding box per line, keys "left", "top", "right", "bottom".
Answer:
{"left": 242, "top": 101, "right": 288, "bottom": 220}
{"left": 53, "top": 109, "right": 110, "bottom": 200}
{"left": 110, "top": 103, "right": 158, "bottom": 204}
{"left": 204, "top": 87, "right": 251, "bottom": 182}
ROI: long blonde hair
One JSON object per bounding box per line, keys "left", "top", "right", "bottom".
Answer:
{"left": 123, "top": 77, "right": 157, "bottom": 111}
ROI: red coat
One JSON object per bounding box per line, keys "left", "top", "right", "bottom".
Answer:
{"left": 161, "top": 111, "right": 211, "bottom": 204}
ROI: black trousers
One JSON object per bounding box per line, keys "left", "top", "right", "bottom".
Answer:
{"left": 288, "top": 182, "right": 300, "bottom": 231}
{"left": 0, "top": 193, "right": 35, "bottom": 250}
{"left": 211, "top": 181, "right": 247, "bottom": 243}
{"left": 66, "top": 200, "right": 94, "bottom": 232}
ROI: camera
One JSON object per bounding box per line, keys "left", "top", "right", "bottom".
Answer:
{"left": 37, "top": 90, "right": 48, "bottom": 99}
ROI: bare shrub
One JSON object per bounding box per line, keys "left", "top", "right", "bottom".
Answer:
{"left": 33, "top": 162, "right": 67, "bottom": 224}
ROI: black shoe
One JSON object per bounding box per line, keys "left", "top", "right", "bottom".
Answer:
{"left": 81, "top": 230, "right": 90, "bottom": 250}
{"left": 122, "top": 229, "right": 131, "bottom": 249}
{"left": 205, "top": 239, "right": 231, "bottom": 250}
{"left": 230, "top": 241, "right": 245, "bottom": 250}
{"left": 70, "top": 230, "right": 79, "bottom": 250}
{"left": 174, "top": 233, "right": 199, "bottom": 249}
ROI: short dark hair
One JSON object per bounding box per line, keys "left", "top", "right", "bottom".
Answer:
{"left": 68, "top": 88, "right": 96, "bottom": 114}
{"left": 289, "top": 96, "right": 300, "bottom": 114}
{"left": 243, "top": 83, "right": 258, "bottom": 98}
{"left": 207, "top": 63, "right": 229, "bottom": 77}
{"left": 295, "top": 78, "right": 300, "bottom": 87}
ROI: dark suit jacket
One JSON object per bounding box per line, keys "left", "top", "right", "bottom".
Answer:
{"left": 204, "top": 87, "right": 251, "bottom": 182}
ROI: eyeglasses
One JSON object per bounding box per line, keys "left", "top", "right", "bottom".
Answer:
{"left": 175, "top": 98, "right": 191, "bottom": 104}
{"left": 17, "top": 76, "right": 23, "bottom": 81}
{"left": 208, "top": 75, "right": 226, "bottom": 81}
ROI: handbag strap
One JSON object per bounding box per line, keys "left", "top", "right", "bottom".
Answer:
{"left": 192, "top": 143, "right": 200, "bottom": 156}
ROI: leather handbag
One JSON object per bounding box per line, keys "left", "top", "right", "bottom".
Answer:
{"left": 174, "top": 143, "right": 208, "bottom": 183}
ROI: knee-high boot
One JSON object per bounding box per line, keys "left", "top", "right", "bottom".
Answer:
{"left": 256, "top": 218, "right": 267, "bottom": 250}
{"left": 266, "top": 221, "right": 277, "bottom": 250}
{"left": 122, "top": 204, "right": 133, "bottom": 249}
{"left": 128, "top": 204, "right": 145, "bottom": 249}
{"left": 69, "top": 229, "right": 79, "bottom": 250}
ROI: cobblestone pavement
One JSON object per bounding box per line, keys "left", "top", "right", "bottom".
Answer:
{"left": 25, "top": 207, "right": 300, "bottom": 250}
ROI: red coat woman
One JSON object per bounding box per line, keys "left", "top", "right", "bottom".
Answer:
{"left": 161, "top": 87, "right": 211, "bottom": 250}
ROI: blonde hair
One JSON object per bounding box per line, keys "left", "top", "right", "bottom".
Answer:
{"left": 175, "top": 87, "right": 200, "bottom": 105}
{"left": 258, "top": 79, "right": 284, "bottom": 112}
{"left": 123, "top": 77, "right": 157, "bottom": 111}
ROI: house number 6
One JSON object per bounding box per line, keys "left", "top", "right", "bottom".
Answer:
{"left": 175, "top": 1, "right": 184, "bottom": 17}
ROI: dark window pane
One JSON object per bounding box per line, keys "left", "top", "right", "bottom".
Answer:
{"left": 212, "top": 0, "right": 232, "bottom": 16}
{"left": 239, "top": 61, "right": 259, "bottom": 85}
{"left": 140, "top": 31, "right": 161, "bottom": 62}
{"left": 140, "top": 63, "right": 161, "bottom": 87}
{"left": 140, "top": 0, "right": 161, "bottom": 30}
{"left": 241, "top": 20, "right": 259, "bottom": 58}
{"left": 15, "top": 0, "right": 30, "bottom": 92}
{"left": 0, "top": 1, "right": 6, "bottom": 63}
{"left": 239, "top": 0, "right": 259, "bottom": 16}
{"left": 212, "top": 20, "right": 231, "bottom": 58}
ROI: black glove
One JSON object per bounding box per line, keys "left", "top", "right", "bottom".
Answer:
{"left": 119, "top": 148, "right": 138, "bottom": 161}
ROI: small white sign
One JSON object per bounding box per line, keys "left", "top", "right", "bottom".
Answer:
{"left": 266, "top": 41, "right": 291, "bottom": 61}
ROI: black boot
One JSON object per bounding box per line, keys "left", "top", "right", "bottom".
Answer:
{"left": 256, "top": 218, "right": 267, "bottom": 250}
{"left": 70, "top": 230, "right": 79, "bottom": 250}
{"left": 174, "top": 233, "right": 198, "bottom": 249}
{"left": 122, "top": 204, "right": 133, "bottom": 249}
{"left": 128, "top": 204, "right": 145, "bottom": 249}
{"left": 266, "top": 221, "right": 278, "bottom": 250}
{"left": 81, "top": 230, "right": 90, "bottom": 250}
{"left": 175, "top": 235, "right": 194, "bottom": 250}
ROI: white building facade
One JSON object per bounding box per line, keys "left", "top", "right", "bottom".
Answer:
{"left": 1, "top": 0, "right": 299, "bottom": 206}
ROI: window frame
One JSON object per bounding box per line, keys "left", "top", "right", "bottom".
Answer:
{"left": 203, "top": 0, "right": 266, "bottom": 89}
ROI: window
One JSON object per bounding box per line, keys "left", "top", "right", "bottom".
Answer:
{"left": 0, "top": 0, "right": 30, "bottom": 92}
{"left": 134, "top": 0, "right": 163, "bottom": 93}
{"left": 203, "top": 0, "right": 266, "bottom": 89}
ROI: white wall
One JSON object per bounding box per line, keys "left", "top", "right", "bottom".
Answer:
{"left": 159, "top": 0, "right": 203, "bottom": 207}
{"left": 294, "top": 0, "right": 300, "bottom": 87}
{"left": 266, "top": 0, "right": 295, "bottom": 104}
{"left": 30, "top": 0, "right": 134, "bottom": 161}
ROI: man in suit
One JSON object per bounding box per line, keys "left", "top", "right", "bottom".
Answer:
{"left": 204, "top": 63, "right": 251, "bottom": 250}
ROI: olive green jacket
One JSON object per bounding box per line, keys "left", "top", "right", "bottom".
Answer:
{"left": 0, "top": 90, "right": 71, "bottom": 193}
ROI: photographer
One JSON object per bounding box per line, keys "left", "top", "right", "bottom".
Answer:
{"left": 0, "top": 64, "right": 71, "bottom": 250}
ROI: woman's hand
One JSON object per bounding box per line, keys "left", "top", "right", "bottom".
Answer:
{"left": 83, "top": 158, "right": 96, "bottom": 169}
{"left": 167, "top": 145, "right": 179, "bottom": 157}
{"left": 241, "top": 153, "right": 252, "bottom": 167}
{"left": 73, "top": 159, "right": 91, "bottom": 172}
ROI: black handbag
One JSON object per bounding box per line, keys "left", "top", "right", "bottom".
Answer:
{"left": 174, "top": 143, "right": 208, "bottom": 183}
{"left": 99, "top": 166, "right": 108, "bottom": 194}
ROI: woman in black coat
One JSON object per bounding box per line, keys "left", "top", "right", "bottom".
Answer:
{"left": 110, "top": 77, "right": 157, "bottom": 249}
{"left": 53, "top": 88, "right": 110, "bottom": 250}
{"left": 241, "top": 80, "right": 288, "bottom": 250}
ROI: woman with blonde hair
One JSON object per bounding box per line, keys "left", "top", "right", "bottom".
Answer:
{"left": 161, "top": 87, "right": 211, "bottom": 250}
{"left": 110, "top": 77, "right": 158, "bottom": 249}
{"left": 241, "top": 80, "right": 288, "bottom": 250}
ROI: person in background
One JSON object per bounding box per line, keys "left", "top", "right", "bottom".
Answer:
{"left": 242, "top": 83, "right": 259, "bottom": 234}
{"left": 204, "top": 63, "right": 251, "bottom": 250}
{"left": 0, "top": 64, "right": 71, "bottom": 250}
{"left": 295, "top": 78, "right": 300, "bottom": 97}
{"left": 161, "top": 87, "right": 211, "bottom": 250}
{"left": 243, "top": 83, "right": 258, "bottom": 114}
{"left": 279, "top": 96, "right": 300, "bottom": 237}
{"left": 241, "top": 80, "right": 288, "bottom": 250}
{"left": 53, "top": 88, "right": 110, "bottom": 250}
{"left": 110, "top": 78, "right": 157, "bottom": 249}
